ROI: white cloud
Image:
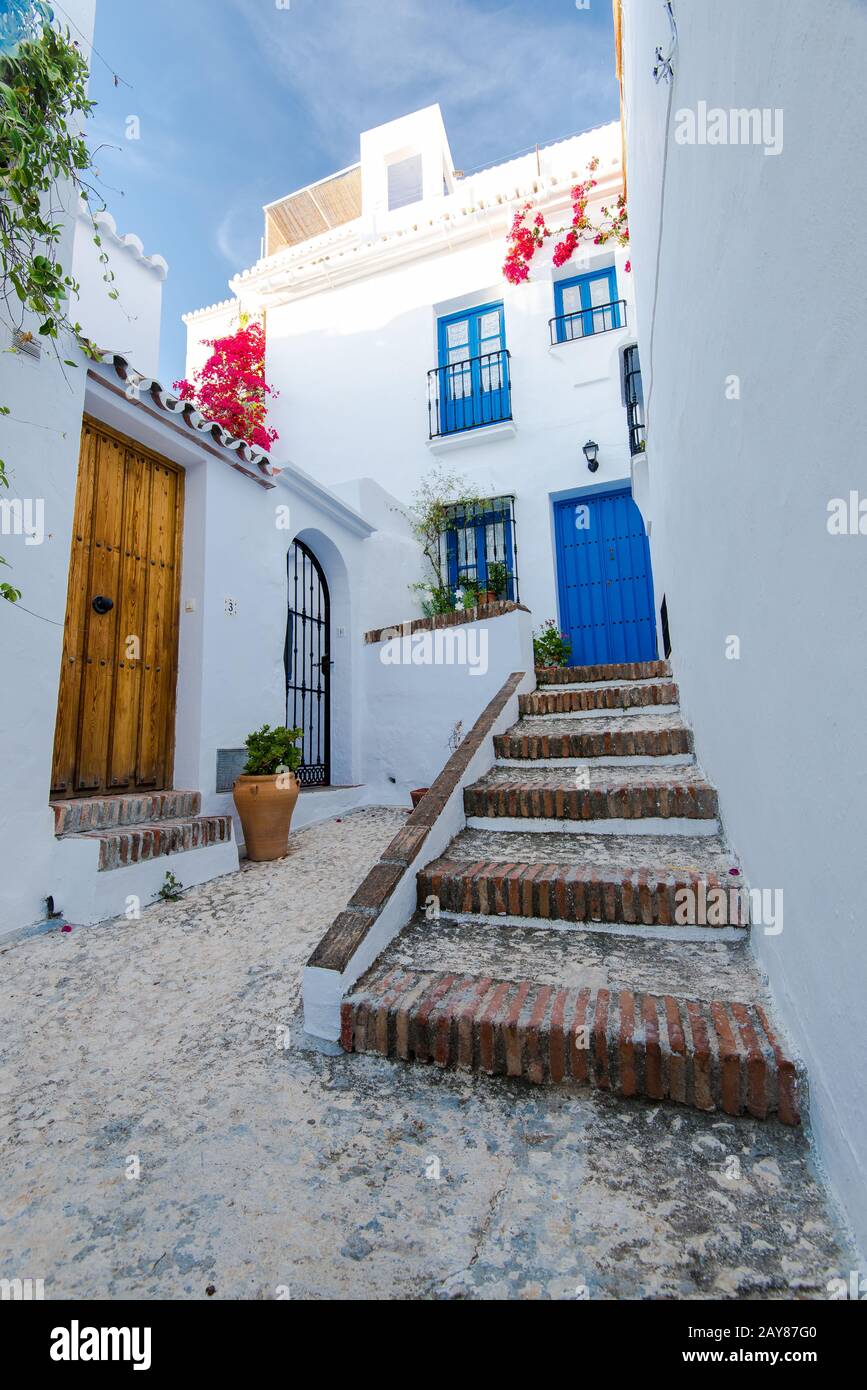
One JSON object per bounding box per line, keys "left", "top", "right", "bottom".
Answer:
{"left": 215, "top": 206, "right": 259, "bottom": 267}
{"left": 230, "top": 0, "right": 617, "bottom": 169}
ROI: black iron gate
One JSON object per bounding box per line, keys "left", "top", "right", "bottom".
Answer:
{"left": 286, "top": 540, "right": 331, "bottom": 787}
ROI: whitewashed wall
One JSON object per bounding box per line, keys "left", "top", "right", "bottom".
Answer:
{"left": 182, "top": 299, "right": 242, "bottom": 384}
{"left": 72, "top": 208, "right": 167, "bottom": 377}
{"left": 0, "top": 0, "right": 97, "bottom": 933}
{"left": 81, "top": 370, "right": 417, "bottom": 850}
{"left": 362, "top": 606, "right": 534, "bottom": 802}
{"left": 621, "top": 0, "right": 867, "bottom": 1252}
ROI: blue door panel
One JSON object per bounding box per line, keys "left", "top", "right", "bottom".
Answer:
{"left": 437, "top": 303, "right": 508, "bottom": 435}
{"left": 554, "top": 489, "right": 657, "bottom": 665}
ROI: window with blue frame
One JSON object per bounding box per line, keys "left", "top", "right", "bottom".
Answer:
{"left": 553, "top": 268, "right": 621, "bottom": 343}
{"left": 432, "top": 302, "right": 511, "bottom": 436}
{"left": 440, "top": 497, "right": 518, "bottom": 602}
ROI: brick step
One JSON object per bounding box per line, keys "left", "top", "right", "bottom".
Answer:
{"left": 341, "top": 958, "right": 798, "bottom": 1124}
{"left": 418, "top": 853, "right": 747, "bottom": 928}
{"left": 63, "top": 814, "right": 233, "bottom": 871}
{"left": 51, "top": 791, "right": 202, "bottom": 836}
{"left": 536, "top": 660, "right": 671, "bottom": 686}
{"left": 520, "top": 680, "right": 679, "bottom": 718}
{"left": 495, "top": 712, "right": 694, "bottom": 761}
{"left": 463, "top": 765, "right": 719, "bottom": 827}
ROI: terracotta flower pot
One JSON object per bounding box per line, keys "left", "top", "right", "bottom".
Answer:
{"left": 233, "top": 772, "right": 300, "bottom": 861}
{"left": 410, "top": 788, "right": 429, "bottom": 809}
{"left": 479, "top": 590, "right": 498, "bottom": 607}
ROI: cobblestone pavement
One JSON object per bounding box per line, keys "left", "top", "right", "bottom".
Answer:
{"left": 0, "top": 807, "right": 856, "bottom": 1300}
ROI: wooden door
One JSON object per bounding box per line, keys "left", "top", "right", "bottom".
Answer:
{"left": 51, "top": 417, "right": 185, "bottom": 798}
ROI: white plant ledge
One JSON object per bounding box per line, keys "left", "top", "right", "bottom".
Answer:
{"left": 426, "top": 421, "right": 517, "bottom": 454}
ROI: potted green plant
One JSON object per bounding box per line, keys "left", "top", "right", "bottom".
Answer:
{"left": 485, "top": 560, "right": 511, "bottom": 602}
{"left": 233, "top": 724, "right": 303, "bottom": 861}
{"left": 459, "top": 577, "right": 483, "bottom": 610}
{"left": 533, "top": 619, "right": 572, "bottom": 669}
{"left": 410, "top": 583, "right": 456, "bottom": 618}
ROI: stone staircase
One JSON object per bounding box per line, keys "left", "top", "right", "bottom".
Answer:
{"left": 341, "top": 661, "right": 800, "bottom": 1125}
{"left": 50, "top": 790, "right": 238, "bottom": 925}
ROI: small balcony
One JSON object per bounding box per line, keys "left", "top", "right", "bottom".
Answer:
{"left": 549, "top": 299, "right": 627, "bottom": 345}
{"left": 427, "top": 348, "right": 512, "bottom": 440}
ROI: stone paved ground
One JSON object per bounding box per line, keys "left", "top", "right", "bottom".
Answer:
{"left": 0, "top": 807, "right": 856, "bottom": 1300}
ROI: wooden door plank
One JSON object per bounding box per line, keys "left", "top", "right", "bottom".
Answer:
{"left": 138, "top": 460, "right": 175, "bottom": 788}
{"left": 51, "top": 423, "right": 97, "bottom": 795}
{"left": 107, "top": 447, "right": 148, "bottom": 789}
{"left": 162, "top": 465, "right": 184, "bottom": 793}
{"left": 75, "top": 429, "right": 125, "bottom": 792}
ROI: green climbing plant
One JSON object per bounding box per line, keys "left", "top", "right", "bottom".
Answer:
{"left": 0, "top": 4, "right": 108, "bottom": 601}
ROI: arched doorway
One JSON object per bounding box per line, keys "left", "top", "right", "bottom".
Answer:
{"left": 286, "top": 539, "right": 331, "bottom": 786}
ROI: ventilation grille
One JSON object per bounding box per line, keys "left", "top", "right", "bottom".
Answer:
{"left": 12, "top": 329, "right": 41, "bottom": 361}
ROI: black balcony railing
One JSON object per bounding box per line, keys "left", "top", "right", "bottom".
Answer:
{"left": 428, "top": 348, "right": 512, "bottom": 439}
{"left": 438, "top": 495, "right": 519, "bottom": 604}
{"left": 549, "top": 298, "right": 627, "bottom": 345}
{"left": 623, "top": 344, "right": 646, "bottom": 455}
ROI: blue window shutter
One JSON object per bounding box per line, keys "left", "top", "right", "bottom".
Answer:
{"left": 388, "top": 154, "right": 424, "bottom": 211}
{"left": 554, "top": 268, "right": 619, "bottom": 341}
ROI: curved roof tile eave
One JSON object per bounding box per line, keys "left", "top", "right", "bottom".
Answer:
{"left": 94, "top": 350, "right": 276, "bottom": 479}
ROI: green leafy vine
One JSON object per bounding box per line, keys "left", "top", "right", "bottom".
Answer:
{"left": 0, "top": 5, "right": 109, "bottom": 601}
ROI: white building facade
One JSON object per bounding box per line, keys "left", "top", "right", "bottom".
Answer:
{"left": 617, "top": 0, "right": 867, "bottom": 1254}
{"left": 185, "top": 107, "right": 656, "bottom": 668}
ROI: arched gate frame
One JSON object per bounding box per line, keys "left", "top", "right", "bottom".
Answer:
{"left": 286, "top": 540, "right": 331, "bottom": 787}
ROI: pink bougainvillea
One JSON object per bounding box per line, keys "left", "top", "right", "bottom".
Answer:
{"left": 503, "top": 157, "right": 630, "bottom": 285}
{"left": 173, "top": 318, "right": 279, "bottom": 453}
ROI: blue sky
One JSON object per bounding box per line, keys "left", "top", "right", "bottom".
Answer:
{"left": 78, "top": 0, "right": 619, "bottom": 383}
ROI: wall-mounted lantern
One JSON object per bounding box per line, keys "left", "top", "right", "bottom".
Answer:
{"left": 583, "top": 439, "right": 600, "bottom": 473}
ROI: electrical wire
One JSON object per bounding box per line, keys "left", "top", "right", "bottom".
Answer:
{"left": 50, "top": 0, "right": 131, "bottom": 88}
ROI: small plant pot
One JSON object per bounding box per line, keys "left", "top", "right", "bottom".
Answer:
{"left": 233, "top": 773, "right": 300, "bottom": 862}
{"left": 410, "top": 788, "right": 429, "bottom": 809}
{"left": 479, "top": 590, "right": 498, "bottom": 607}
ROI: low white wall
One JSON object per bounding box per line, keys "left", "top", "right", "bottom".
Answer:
{"left": 360, "top": 606, "right": 534, "bottom": 800}
{"left": 621, "top": 0, "right": 867, "bottom": 1252}
{"left": 304, "top": 662, "right": 535, "bottom": 1041}
{"left": 0, "top": 341, "right": 88, "bottom": 933}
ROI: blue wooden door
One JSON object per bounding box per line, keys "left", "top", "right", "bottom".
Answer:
{"left": 554, "top": 489, "right": 657, "bottom": 665}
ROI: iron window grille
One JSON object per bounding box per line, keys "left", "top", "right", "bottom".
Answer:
{"left": 428, "top": 348, "right": 512, "bottom": 439}
{"left": 437, "top": 495, "right": 519, "bottom": 603}
{"left": 623, "top": 344, "right": 646, "bottom": 456}
{"left": 549, "top": 298, "right": 627, "bottom": 345}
